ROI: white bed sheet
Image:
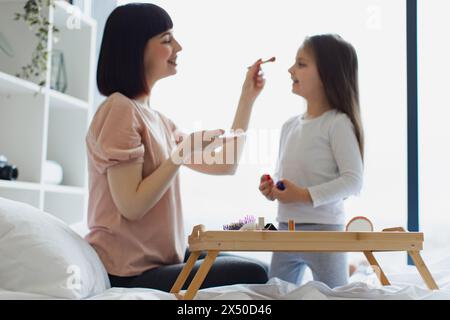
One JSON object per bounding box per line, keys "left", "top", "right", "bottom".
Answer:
{"left": 87, "top": 266, "right": 450, "bottom": 300}
{"left": 2, "top": 263, "right": 450, "bottom": 300}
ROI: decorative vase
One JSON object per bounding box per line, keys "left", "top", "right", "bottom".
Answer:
{"left": 0, "top": 32, "right": 14, "bottom": 57}
{"left": 50, "top": 49, "right": 68, "bottom": 93}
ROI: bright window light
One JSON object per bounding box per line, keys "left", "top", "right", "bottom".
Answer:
{"left": 115, "top": 0, "right": 407, "bottom": 268}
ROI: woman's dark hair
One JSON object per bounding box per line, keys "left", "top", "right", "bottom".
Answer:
{"left": 303, "top": 34, "right": 364, "bottom": 162}
{"left": 97, "top": 3, "right": 173, "bottom": 98}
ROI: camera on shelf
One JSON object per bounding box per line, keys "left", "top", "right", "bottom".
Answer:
{"left": 0, "top": 155, "right": 19, "bottom": 181}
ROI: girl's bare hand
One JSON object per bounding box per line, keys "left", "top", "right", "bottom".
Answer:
{"left": 259, "top": 174, "right": 275, "bottom": 201}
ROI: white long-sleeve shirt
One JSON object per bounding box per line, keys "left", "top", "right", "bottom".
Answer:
{"left": 274, "top": 109, "right": 363, "bottom": 225}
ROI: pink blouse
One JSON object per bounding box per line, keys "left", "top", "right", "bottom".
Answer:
{"left": 85, "top": 92, "right": 185, "bottom": 277}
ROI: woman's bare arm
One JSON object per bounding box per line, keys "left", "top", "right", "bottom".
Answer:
{"left": 184, "top": 59, "right": 265, "bottom": 175}
{"left": 107, "top": 157, "right": 181, "bottom": 222}
{"left": 107, "top": 129, "right": 223, "bottom": 221}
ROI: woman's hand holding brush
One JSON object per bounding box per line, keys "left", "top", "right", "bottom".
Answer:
{"left": 241, "top": 57, "right": 276, "bottom": 103}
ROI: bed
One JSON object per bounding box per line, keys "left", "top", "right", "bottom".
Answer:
{"left": 1, "top": 269, "right": 450, "bottom": 300}
{"left": 1, "top": 197, "right": 449, "bottom": 300}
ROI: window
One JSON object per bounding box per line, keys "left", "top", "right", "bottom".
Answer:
{"left": 418, "top": 0, "right": 450, "bottom": 264}
{"left": 116, "top": 0, "right": 408, "bottom": 269}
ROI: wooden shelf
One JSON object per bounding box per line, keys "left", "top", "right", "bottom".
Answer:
{"left": 49, "top": 89, "right": 89, "bottom": 110}
{"left": 0, "top": 0, "right": 95, "bottom": 224}
{"left": 0, "top": 180, "right": 41, "bottom": 191}
{"left": 43, "top": 184, "right": 86, "bottom": 195}
{"left": 0, "top": 71, "right": 41, "bottom": 95}
{"left": 0, "top": 71, "right": 89, "bottom": 110}
{"left": 54, "top": 0, "right": 96, "bottom": 28}
{"left": 0, "top": 180, "right": 86, "bottom": 195}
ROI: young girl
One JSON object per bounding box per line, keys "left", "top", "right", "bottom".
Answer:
{"left": 259, "top": 34, "right": 364, "bottom": 288}
{"left": 86, "top": 3, "right": 268, "bottom": 291}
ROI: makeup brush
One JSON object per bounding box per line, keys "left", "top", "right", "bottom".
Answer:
{"left": 261, "top": 56, "right": 276, "bottom": 65}
{"left": 248, "top": 57, "right": 276, "bottom": 69}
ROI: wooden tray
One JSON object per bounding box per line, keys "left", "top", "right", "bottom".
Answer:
{"left": 170, "top": 225, "right": 438, "bottom": 300}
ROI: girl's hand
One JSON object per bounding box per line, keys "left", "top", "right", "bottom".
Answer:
{"left": 259, "top": 174, "right": 275, "bottom": 201}
{"left": 241, "top": 59, "right": 266, "bottom": 103}
{"left": 272, "top": 179, "right": 312, "bottom": 204}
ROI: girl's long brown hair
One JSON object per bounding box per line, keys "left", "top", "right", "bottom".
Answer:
{"left": 303, "top": 34, "right": 364, "bottom": 162}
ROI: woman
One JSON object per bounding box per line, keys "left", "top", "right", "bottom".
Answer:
{"left": 85, "top": 3, "right": 268, "bottom": 291}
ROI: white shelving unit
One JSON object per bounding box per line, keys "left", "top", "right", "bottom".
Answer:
{"left": 0, "top": 0, "right": 96, "bottom": 225}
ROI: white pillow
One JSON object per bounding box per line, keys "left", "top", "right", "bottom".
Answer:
{"left": 0, "top": 197, "right": 110, "bottom": 299}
